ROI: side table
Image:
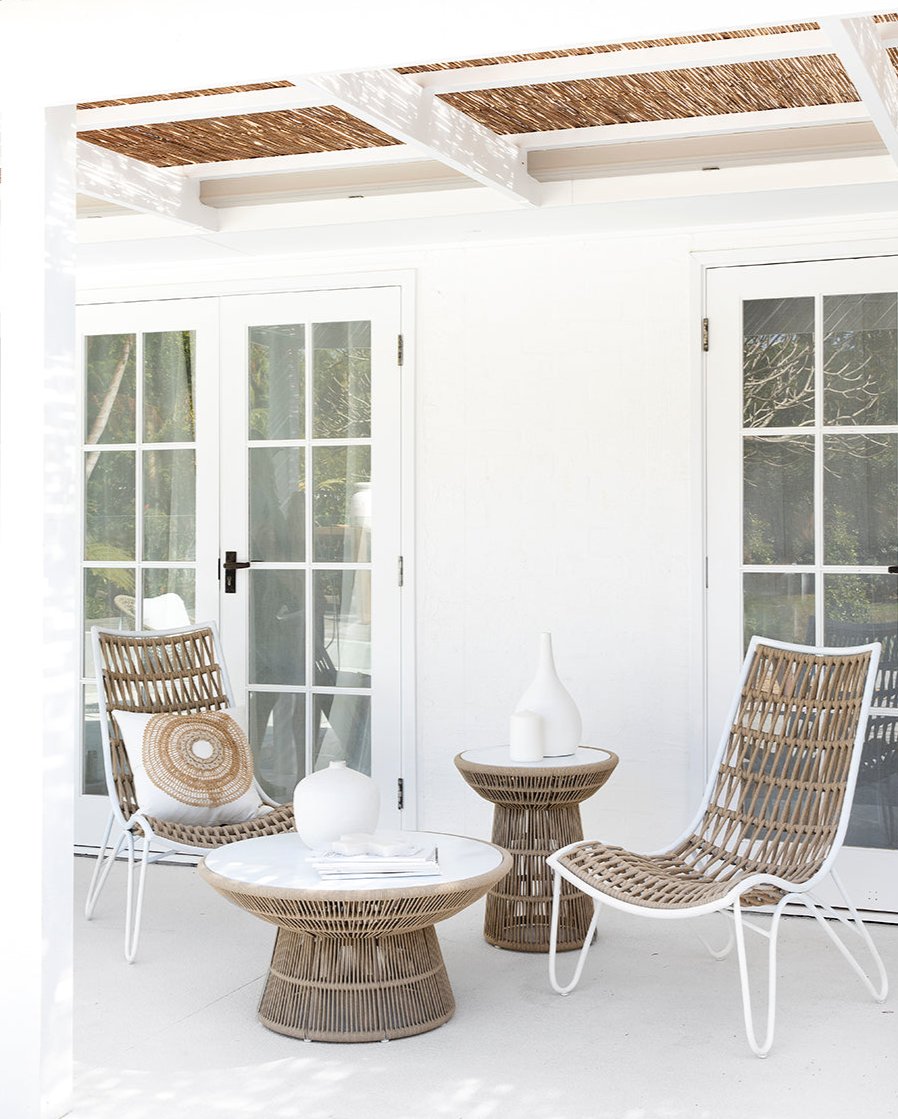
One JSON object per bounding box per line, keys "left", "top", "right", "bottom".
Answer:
{"left": 199, "top": 830, "right": 511, "bottom": 1042}
{"left": 454, "top": 746, "right": 618, "bottom": 953}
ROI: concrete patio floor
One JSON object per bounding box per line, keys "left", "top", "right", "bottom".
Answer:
{"left": 73, "top": 854, "right": 898, "bottom": 1119}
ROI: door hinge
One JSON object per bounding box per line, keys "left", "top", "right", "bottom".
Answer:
{"left": 397, "top": 333, "right": 404, "bottom": 366}
{"left": 398, "top": 555, "right": 404, "bottom": 587}
{"left": 397, "top": 777, "right": 405, "bottom": 811}
{"left": 701, "top": 317, "right": 710, "bottom": 353}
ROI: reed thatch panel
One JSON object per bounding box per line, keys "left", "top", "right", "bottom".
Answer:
{"left": 79, "top": 82, "right": 295, "bottom": 110}
{"left": 78, "top": 108, "right": 400, "bottom": 167}
{"left": 439, "top": 54, "right": 859, "bottom": 134}
{"left": 397, "top": 24, "right": 821, "bottom": 73}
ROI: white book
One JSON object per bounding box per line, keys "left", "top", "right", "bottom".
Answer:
{"left": 309, "top": 843, "right": 440, "bottom": 878}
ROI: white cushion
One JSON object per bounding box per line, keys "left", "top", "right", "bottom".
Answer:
{"left": 142, "top": 592, "right": 191, "bottom": 630}
{"left": 113, "top": 708, "right": 266, "bottom": 826}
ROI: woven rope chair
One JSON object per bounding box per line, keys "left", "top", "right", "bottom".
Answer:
{"left": 547, "top": 637, "right": 887, "bottom": 1057}
{"left": 85, "top": 622, "right": 295, "bottom": 962}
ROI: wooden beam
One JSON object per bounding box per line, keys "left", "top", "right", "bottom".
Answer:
{"left": 820, "top": 16, "right": 898, "bottom": 167}
{"left": 414, "top": 22, "right": 898, "bottom": 94}
{"left": 512, "top": 103, "right": 870, "bottom": 151}
{"left": 75, "top": 81, "right": 327, "bottom": 131}
{"left": 307, "top": 68, "right": 543, "bottom": 205}
{"left": 180, "top": 144, "right": 420, "bottom": 180}
{"left": 77, "top": 139, "right": 220, "bottom": 230}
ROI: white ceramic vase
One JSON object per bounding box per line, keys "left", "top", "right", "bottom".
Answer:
{"left": 515, "top": 632, "right": 581, "bottom": 757}
{"left": 293, "top": 760, "right": 380, "bottom": 849}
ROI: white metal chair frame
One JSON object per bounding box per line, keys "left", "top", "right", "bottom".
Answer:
{"left": 84, "top": 621, "right": 288, "bottom": 962}
{"left": 547, "top": 637, "right": 888, "bottom": 1057}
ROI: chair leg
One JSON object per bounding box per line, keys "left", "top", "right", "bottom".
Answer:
{"left": 800, "top": 872, "right": 888, "bottom": 1004}
{"left": 732, "top": 895, "right": 791, "bottom": 1058}
{"left": 84, "top": 812, "right": 126, "bottom": 920}
{"left": 548, "top": 869, "right": 601, "bottom": 995}
{"left": 123, "top": 830, "right": 152, "bottom": 964}
{"left": 698, "top": 911, "right": 735, "bottom": 961}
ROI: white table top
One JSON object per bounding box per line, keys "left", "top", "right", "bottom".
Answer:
{"left": 202, "top": 830, "right": 504, "bottom": 893}
{"left": 458, "top": 745, "right": 615, "bottom": 769}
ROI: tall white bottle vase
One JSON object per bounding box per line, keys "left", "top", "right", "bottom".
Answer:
{"left": 515, "top": 632, "right": 581, "bottom": 757}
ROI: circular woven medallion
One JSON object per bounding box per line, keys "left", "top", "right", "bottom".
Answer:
{"left": 142, "top": 712, "right": 253, "bottom": 807}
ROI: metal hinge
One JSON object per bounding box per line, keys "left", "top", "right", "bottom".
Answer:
{"left": 701, "top": 317, "right": 710, "bottom": 353}
{"left": 398, "top": 555, "right": 404, "bottom": 587}
{"left": 397, "top": 333, "right": 404, "bottom": 366}
{"left": 397, "top": 777, "right": 405, "bottom": 811}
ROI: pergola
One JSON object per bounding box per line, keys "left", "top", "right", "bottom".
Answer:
{"left": 2, "top": 2, "right": 897, "bottom": 1115}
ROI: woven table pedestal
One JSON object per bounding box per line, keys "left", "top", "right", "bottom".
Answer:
{"left": 454, "top": 747, "right": 618, "bottom": 953}
{"left": 200, "top": 831, "right": 511, "bottom": 1043}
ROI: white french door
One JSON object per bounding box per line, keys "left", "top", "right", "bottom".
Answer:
{"left": 707, "top": 256, "right": 898, "bottom": 913}
{"left": 76, "top": 286, "right": 405, "bottom": 845}
{"left": 218, "top": 289, "right": 402, "bottom": 826}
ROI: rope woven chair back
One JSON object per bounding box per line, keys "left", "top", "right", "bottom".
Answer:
{"left": 681, "top": 642, "right": 874, "bottom": 902}
{"left": 96, "top": 626, "right": 231, "bottom": 820}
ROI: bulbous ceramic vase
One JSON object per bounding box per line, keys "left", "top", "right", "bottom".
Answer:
{"left": 293, "top": 760, "right": 380, "bottom": 849}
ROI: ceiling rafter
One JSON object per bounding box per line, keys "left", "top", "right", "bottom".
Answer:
{"left": 303, "top": 68, "right": 544, "bottom": 205}
{"left": 820, "top": 16, "right": 898, "bottom": 167}
{"left": 513, "top": 102, "right": 870, "bottom": 152}
{"left": 76, "top": 82, "right": 328, "bottom": 131}
{"left": 77, "top": 139, "right": 219, "bottom": 230}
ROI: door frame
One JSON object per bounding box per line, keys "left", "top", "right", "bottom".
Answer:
{"left": 76, "top": 270, "right": 418, "bottom": 846}
{"left": 701, "top": 249, "right": 898, "bottom": 917}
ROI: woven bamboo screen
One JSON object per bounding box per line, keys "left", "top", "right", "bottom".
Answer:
{"left": 82, "top": 107, "right": 400, "bottom": 168}
{"left": 439, "top": 54, "right": 860, "bottom": 135}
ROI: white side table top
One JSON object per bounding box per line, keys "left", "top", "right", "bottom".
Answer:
{"left": 202, "top": 830, "right": 504, "bottom": 893}
{"left": 458, "top": 745, "right": 615, "bottom": 770}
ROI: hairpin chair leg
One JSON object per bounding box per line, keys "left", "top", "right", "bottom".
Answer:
{"left": 801, "top": 872, "right": 887, "bottom": 1003}
{"left": 548, "top": 870, "right": 601, "bottom": 995}
{"left": 123, "top": 828, "right": 152, "bottom": 964}
{"left": 732, "top": 893, "right": 797, "bottom": 1058}
{"left": 698, "top": 911, "right": 735, "bottom": 961}
{"left": 85, "top": 811, "right": 126, "bottom": 920}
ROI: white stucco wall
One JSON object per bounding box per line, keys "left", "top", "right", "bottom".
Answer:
{"left": 407, "top": 234, "right": 699, "bottom": 848}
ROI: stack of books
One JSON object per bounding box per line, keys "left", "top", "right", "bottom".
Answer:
{"left": 308, "top": 833, "right": 440, "bottom": 879}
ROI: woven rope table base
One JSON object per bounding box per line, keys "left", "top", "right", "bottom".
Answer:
{"left": 486, "top": 804, "right": 595, "bottom": 952}
{"left": 455, "top": 747, "right": 619, "bottom": 953}
{"left": 259, "top": 925, "right": 455, "bottom": 1042}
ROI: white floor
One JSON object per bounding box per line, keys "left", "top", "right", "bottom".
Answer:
{"left": 74, "top": 855, "right": 898, "bottom": 1119}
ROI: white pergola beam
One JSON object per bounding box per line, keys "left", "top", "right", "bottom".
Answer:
{"left": 75, "top": 81, "right": 328, "bottom": 131}
{"left": 414, "top": 22, "right": 898, "bottom": 94}
{"left": 77, "top": 139, "right": 220, "bottom": 230}
{"left": 820, "top": 16, "right": 898, "bottom": 168}
{"left": 513, "top": 102, "right": 870, "bottom": 151}
{"left": 307, "top": 69, "right": 543, "bottom": 205}
{"left": 180, "top": 144, "right": 420, "bottom": 180}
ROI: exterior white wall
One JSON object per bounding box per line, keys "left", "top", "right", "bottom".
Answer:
{"left": 411, "top": 235, "right": 698, "bottom": 848}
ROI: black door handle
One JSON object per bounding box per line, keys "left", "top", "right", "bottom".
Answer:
{"left": 221, "top": 550, "right": 251, "bottom": 594}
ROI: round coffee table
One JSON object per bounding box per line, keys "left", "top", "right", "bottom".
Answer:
{"left": 199, "top": 830, "right": 511, "bottom": 1043}
{"left": 454, "top": 746, "right": 618, "bottom": 953}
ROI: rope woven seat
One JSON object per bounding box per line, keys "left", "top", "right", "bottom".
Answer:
{"left": 85, "top": 621, "right": 295, "bottom": 961}
{"left": 547, "top": 637, "right": 889, "bottom": 1057}
{"left": 557, "top": 844, "right": 787, "bottom": 910}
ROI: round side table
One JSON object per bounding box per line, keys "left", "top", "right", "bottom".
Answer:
{"left": 454, "top": 746, "right": 618, "bottom": 953}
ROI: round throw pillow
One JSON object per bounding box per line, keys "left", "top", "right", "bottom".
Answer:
{"left": 113, "top": 708, "right": 266, "bottom": 826}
